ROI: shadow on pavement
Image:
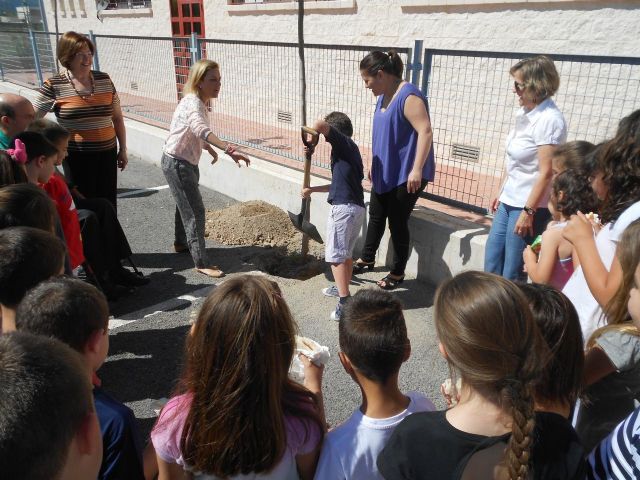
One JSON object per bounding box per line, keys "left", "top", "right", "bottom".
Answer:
{"left": 101, "top": 324, "right": 189, "bottom": 405}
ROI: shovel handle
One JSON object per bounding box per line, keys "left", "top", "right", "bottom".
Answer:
{"left": 301, "top": 126, "right": 320, "bottom": 149}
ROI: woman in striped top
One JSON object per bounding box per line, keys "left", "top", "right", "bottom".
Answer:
{"left": 33, "top": 31, "right": 127, "bottom": 211}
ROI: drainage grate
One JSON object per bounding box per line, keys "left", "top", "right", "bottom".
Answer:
{"left": 451, "top": 143, "right": 480, "bottom": 163}
{"left": 277, "top": 110, "right": 292, "bottom": 123}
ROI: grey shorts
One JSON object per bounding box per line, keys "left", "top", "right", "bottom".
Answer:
{"left": 325, "top": 203, "right": 366, "bottom": 263}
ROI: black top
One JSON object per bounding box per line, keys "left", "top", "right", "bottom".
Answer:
{"left": 377, "top": 410, "right": 587, "bottom": 480}
{"left": 326, "top": 126, "right": 365, "bottom": 208}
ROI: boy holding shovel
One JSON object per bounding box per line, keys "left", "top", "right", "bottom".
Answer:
{"left": 302, "top": 112, "right": 365, "bottom": 320}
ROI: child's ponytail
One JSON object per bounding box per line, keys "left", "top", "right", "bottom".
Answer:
{"left": 434, "top": 271, "right": 547, "bottom": 480}
{"left": 503, "top": 378, "right": 536, "bottom": 480}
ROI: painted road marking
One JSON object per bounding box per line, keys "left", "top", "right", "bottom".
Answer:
{"left": 108, "top": 285, "right": 214, "bottom": 330}
{"left": 117, "top": 185, "right": 169, "bottom": 198}
{"left": 107, "top": 272, "right": 268, "bottom": 330}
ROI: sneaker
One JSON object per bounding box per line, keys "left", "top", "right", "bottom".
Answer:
{"left": 322, "top": 285, "right": 340, "bottom": 298}
{"left": 330, "top": 302, "right": 343, "bottom": 321}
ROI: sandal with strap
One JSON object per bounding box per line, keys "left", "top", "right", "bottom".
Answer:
{"left": 377, "top": 274, "right": 405, "bottom": 290}
{"left": 353, "top": 259, "right": 375, "bottom": 274}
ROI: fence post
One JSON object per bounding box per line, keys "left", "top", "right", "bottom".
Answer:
{"left": 89, "top": 31, "right": 101, "bottom": 71}
{"left": 409, "top": 40, "right": 423, "bottom": 87}
{"left": 189, "top": 33, "right": 201, "bottom": 64}
{"left": 421, "top": 49, "right": 433, "bottom": 97}
{"left": 28, "top": 29, "right": 44, "bottom": 86}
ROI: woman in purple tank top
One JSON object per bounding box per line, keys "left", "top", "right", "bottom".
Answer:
{"left": 353, "top": 50, "right": 435, "bottom": 289}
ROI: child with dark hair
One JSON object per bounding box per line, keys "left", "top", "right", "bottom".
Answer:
{"left": 378, "top": 271, "right": 587, "bottom": 480}
{"left": 15, "top": 276, "right": 148, "bottom": 480}
{"left": 301, "top": 112, "right": 365, "bottom": 320}
{"left": 0, "top": 150, "right": 27, "bottom": 186}
{"left": 27, "top": 118, "right": 148, "bottom": 299}
{"left": 0, "top": 226, "right": 65, "bottom": 332}
{"left": 517, "top": 283, "right": 584, "bottom": 417}
{"left": 0, "top": 183, "right": 57, "bottom": 233}
{"left": 314, "top": 288, "right": 433, "bottom": 479}
{"left": 523, "top": 169, "right": 599, "bottom": 289}
{"left": 563, "top": 109, "right": 640, "bottom": 341}
{"left": 0, "top": 331, "right": 102, "bottom": 480}
{"left": 551, "top": 140, "right": 596, "bottom": 177}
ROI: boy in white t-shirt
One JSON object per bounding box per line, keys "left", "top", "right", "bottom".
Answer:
{"left": 314, "top": 289, "right": 434, "bottom": 479}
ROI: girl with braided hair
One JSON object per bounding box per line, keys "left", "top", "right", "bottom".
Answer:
{"left": 377, "top": 271, "right": 586, "bottom": 479}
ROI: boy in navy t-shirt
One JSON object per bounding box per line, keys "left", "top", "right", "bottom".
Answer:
{"left": 302, "top": 112, "right": 365, "bottom": 320}
{"left": 15, "top": 277, "right": 150, "bottom": 480}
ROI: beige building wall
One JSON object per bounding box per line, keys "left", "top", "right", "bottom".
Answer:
{"left": 44, "top": 1, "right": 640, "bottom": 56}
{"left": 38, "top": 0, "right": 640, "bottom": 209}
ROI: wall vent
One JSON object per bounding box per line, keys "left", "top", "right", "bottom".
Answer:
{"left": 277, "top": 110, "right": 292, "bottom": 123}
{"left": 130, "top": 81, "right": 139, "bottom": 91}
{"left": 451, "top": 143, "right": 480, "bottom": 163}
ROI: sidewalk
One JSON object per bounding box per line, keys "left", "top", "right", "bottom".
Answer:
{"left": 107, "top": 156, "right": 448, "bottom": 440}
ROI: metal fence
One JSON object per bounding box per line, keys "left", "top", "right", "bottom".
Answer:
{"left": 1, "top": 28, "right": 639, "bottom": 214}
{"left": 423, "top": 49, "right": 640, "bottom": 212}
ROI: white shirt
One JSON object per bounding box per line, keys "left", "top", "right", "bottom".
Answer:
{"left": 164, "top": 93, "right": 212, "bottom": 165}
{"left": 313, "top": 391, "right": 434, "bottom": 480}
{"left": 500, "top": 98, "right": 567, "bottom": 208}
{"left": 563, "top": 200, "right": 640, "bottom": 343}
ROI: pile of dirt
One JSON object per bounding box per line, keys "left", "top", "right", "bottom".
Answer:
{"left": 205, "top": 201, "right": 326, "bottom": 279}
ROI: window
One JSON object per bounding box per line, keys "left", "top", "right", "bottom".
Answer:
{"left": 106, "top": 0, "right": 152, "bottom": 10}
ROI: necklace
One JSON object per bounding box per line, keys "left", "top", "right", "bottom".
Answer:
{"left": 66, "top": 70, "right": 94, "bottom": 100}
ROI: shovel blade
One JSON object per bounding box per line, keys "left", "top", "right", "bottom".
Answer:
{"left": 287, "top": 210, "right": 324, "bottom": 244}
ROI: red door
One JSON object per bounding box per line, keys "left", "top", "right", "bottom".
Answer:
{"left": 170, "top": 0, "right": 205, "bottom": 99}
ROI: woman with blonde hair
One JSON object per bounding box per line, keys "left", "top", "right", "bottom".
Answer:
{"left": 485, "top": 55, "right": 567, "bottom": 281}
{"left": 162, "top": 59, "right": 249, "bottom": 278}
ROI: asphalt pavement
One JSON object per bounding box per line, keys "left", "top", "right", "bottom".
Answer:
{"left": 105, "top": 155, "right": 448, "bottom": 442}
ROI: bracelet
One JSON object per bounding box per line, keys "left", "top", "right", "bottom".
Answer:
{"left": 523, "top": 205, "right": 535, "bottom": 216}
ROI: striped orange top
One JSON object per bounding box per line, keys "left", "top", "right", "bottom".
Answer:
{"left": 34, "top": 70, "right": 120, "bottom": 153}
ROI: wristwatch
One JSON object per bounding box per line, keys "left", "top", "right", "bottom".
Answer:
{"left": 523, "top": 205, "right": 535, "bottom": 216}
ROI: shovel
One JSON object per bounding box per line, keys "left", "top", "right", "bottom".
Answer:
{"left": 288, "top": 126, "right": 323, "bottom": 244}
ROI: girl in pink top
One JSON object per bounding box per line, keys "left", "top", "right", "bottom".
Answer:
{"left": 523, "top": 169, "right": 599, "bottom": 289}
{"left": 151, "top": 275, "right": 325, "bottom": 480}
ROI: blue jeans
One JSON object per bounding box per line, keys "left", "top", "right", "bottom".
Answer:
{"left": 484, "top": 202, "right": 551, "bottom": 281}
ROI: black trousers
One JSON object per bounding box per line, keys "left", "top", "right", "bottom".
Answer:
{"left": 76, "top": 196, "right": 133, "bottom": 279}
{"left": 66, "top": 147, "right": 118, "bottom": 211}
{"left": 360, "top": 180, "right": 427, "bottom": 276}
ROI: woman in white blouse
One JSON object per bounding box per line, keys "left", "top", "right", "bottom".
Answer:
{"left": 162, "top": 59, "right": 249, "bottom": 278}
{"left": 484, "top": 55, "right": 567, "bottom": 280}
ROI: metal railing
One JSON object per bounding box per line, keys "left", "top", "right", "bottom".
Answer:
{"left": 422, "top": 49, "right": 640, "bottom": 213}
{"left": 1, "top": 27, "right": 638, "bottom": 213}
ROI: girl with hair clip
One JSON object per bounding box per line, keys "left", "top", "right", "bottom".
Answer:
{"left": 523, "top": 169, "right": 599, "bottom": 289}
{"left": 6, "top": 131, "right": 58, "bottom": 185}
{"left": 563, "top": 109, "right": 640, "bottom": 341}
{"left": 162, "top": 59, "right": 250, "bottom": 278}
{"left": 151, "top": 274, "right": 325, "bottom": 480}
{"left": 577, "top": 219, "right": 640, "bottom": 452}
{"left": 353, "top": 50, "right": 435, "bottom": 290}
{"left": 378, "top": 271, "right": 586, "bottom": 480}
